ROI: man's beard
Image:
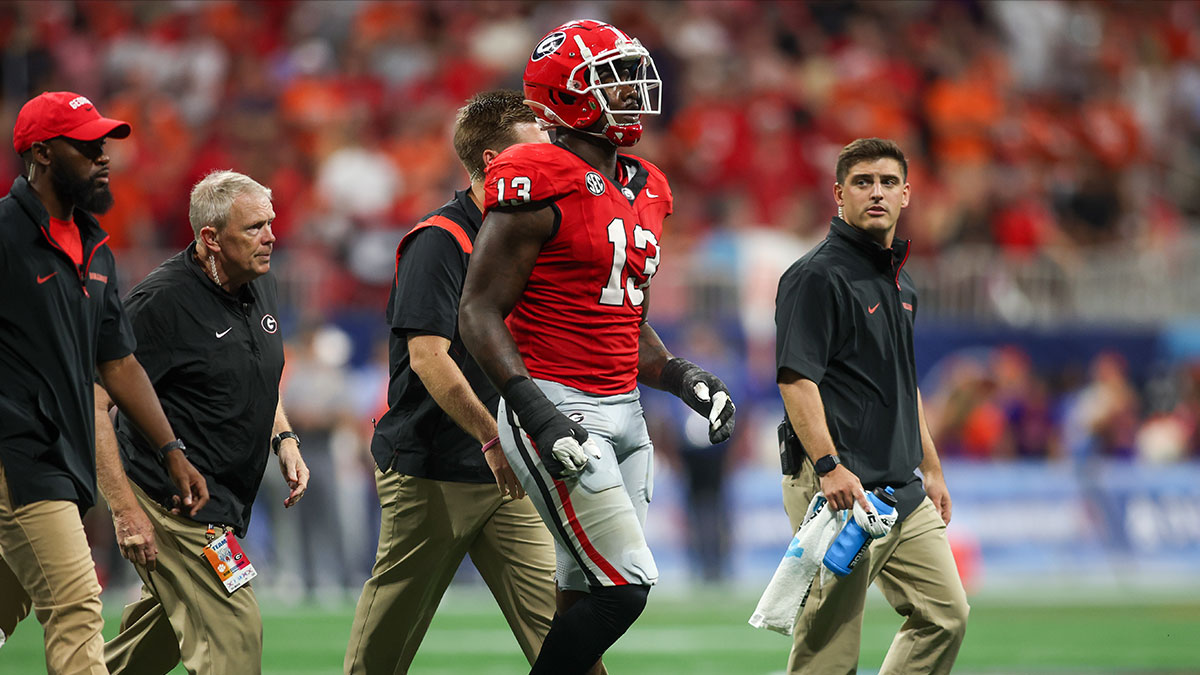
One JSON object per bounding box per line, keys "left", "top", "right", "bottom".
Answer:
{"left": 49, "top": 160, "right": 114, "bottom": 215}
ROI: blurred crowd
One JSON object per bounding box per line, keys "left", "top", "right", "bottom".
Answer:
{"left": 5, "top": 0, "right": 1199, "bottom": 594}
{"left": 924, "top": 347, "right": 1200, "bottom": 463}
{"left": 2, "top": 1, "right": 1199, "bottom": 296}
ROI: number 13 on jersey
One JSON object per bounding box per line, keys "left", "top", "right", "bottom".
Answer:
{"left": 599, "top": 217, "right": 659, "bottom": 307}
{"left": 496, "top": 176, "right": 532, "bottom": 206}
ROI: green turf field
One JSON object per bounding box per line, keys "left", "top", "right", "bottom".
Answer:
{"left": 3, "top": 586, "right": 1198, "bottom": 674}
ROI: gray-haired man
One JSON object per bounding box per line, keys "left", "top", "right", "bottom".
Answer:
{"left": 102, "top": 170, "right": 309, "bottom": 675}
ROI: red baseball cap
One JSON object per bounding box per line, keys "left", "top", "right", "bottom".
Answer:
{"left": 12, "top": 91, "right": 131, "bottom": 155}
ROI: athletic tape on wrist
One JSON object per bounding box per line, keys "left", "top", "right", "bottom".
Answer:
{"left": 660, "top": 357, "right": 699, "bottom": 399}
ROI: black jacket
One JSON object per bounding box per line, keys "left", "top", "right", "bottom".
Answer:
{"left": 116, "top": 243, "right": 284, "bottom": 534}
{"left": 0, "top": 176, "right": 135, "bottom": 509}
{"left": 776, "top": 217, "right": 926, "bottom": 520}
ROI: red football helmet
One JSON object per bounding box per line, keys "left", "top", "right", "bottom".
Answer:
{"left": 523, "top": 20, "right": 662, "bottom": 147}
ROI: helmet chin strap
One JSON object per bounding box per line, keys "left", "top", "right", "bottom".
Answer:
{"left": 599, "top": 110, "right": 642, "bottom": 146}
{"left": 525, "top": 100, "right": 575, "bottom": 131}
{"left": 569, "top": 124, "right": 619, "bottom": 145}
{"left": 526, "top": 99, "right": 630, "bottom": 146}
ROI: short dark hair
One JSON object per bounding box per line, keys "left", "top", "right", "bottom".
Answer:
{"left": 835, "top": 138, "right": 908, "bottom": 184}
{"left": 453, "top": 90, "right": 538, "bottom": 182}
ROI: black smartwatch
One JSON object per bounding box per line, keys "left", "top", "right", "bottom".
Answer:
{"left": 272, "top": 431, "right": 300, "bottom": 455}
{"left": 814, "top": 453, "right": 842, "bottom": 477}
{"left": 158, "top": 439, "right": 187, "bottom": 463}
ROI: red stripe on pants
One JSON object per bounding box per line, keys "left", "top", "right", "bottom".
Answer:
{"left": 551, "top": 479, "right": 629, "bottom": 585}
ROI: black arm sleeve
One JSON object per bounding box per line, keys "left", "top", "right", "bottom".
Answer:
{"left": 389, "top": 228, "right": 468, "bottom": 340}
{"left": 97, "top": 263, "right": 136, "bottom": 362}
{"left": 775, "top": 268, "right": 846, "bottom": 384}
{"left": 121, "top": 287, "right": 177, "bottom": 385}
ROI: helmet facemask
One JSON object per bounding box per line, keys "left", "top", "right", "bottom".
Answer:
{"left": 567, "top": 33, "right": 662, "bottom": 146}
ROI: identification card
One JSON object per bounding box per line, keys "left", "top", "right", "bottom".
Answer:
{"left": 201, "top": 532, "right": 257, "bottom": 593}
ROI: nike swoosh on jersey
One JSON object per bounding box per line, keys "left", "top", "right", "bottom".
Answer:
{"left": 216, "top": 327, "right": 233, "bottom": 338}
{"left": 646, "top": 191, "right": 660, "bottom": 198}
{"left": 868, "top": 303, "right": 880, "bottom": 314}
{"left": 37, "top": 272, "right": 58, "bottom": 284}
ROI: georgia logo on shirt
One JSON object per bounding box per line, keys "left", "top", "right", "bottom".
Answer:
{"left": 261, "top": 314, "right": 278, "bottom": 334}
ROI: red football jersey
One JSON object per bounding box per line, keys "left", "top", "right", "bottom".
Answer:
{"left": 484, "top": 142, "right": 673, "bottom": 395}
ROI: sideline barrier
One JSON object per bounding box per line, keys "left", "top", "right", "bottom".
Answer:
{"left": 646, "top": 460, "right": 1200, "bottom": 590}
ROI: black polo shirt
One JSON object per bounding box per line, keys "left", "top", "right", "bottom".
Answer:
{"left": 371, "top": 189, "right": 496, "bottom": 483}
{"left": 776, "top": 216, "right": 925, "bottom": 520}
{"left": 0, "top": 177, "right": 135, "bottom": 510}
{"left": 115, "top": 243, "right": 284, "bottom": 535}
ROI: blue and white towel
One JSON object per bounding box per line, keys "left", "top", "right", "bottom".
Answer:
{"left": 748, "top": 493, "right": 841, "bottom": 635}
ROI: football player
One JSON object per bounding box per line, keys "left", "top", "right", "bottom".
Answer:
{"left": 460, "top": 19, "right": 737, "bottom": 675}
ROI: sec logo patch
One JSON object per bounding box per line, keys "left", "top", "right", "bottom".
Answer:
{"left": 585, "top": 172, "right": 606, "bottom": 196}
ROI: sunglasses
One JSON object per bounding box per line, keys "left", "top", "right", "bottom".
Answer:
{"left": 50, "top": 136, "right": 107, "bottom": 161}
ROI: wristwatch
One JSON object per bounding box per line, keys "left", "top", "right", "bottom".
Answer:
{"left": 814, "top": 453, "right": 842, "bottom": 477}
{"left": 272, "top": 431, "right": 301, "bottom": 455}
{"left": 157, "top": 438, "right": 187, "bottom": 463}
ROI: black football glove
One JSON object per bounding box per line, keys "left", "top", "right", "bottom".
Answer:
{"left": 504, "top": 377, "right": 600, "bottom": 479}
{"left": 661, "top": 357, "right": 736, "bottom": 444}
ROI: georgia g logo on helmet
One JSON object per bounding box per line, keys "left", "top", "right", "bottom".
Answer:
{"left": 532, "top": 31, "right": 566, "bottom": 61}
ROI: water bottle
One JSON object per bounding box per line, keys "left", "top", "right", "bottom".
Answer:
{"left": 823, "top": 486, "right": 897, "bottom": 577}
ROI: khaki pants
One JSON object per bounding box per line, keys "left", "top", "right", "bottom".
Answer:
{"left": 105, "top": 483, "right": 262, "bottom": 675}
{"left": 782, "top": 462, "right": 969, "bottom": 675}
{"left": 345, "top": 469, "right": 556, "bottom": 675}
{"left": 0, "top": 457, "right": 106, "bottom": 674}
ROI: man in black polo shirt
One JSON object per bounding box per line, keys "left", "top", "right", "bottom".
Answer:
{"left": 0, "top": 91, "right": 208, "bottom": 674}
{"left": 102, "top": 170, "right": 309, "bottom": 675}
{"left": 345, "top": 90, "right": 558, "bottom": 674}
{"left": 775, "top": 138, "right": 968, "bottom": 674}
